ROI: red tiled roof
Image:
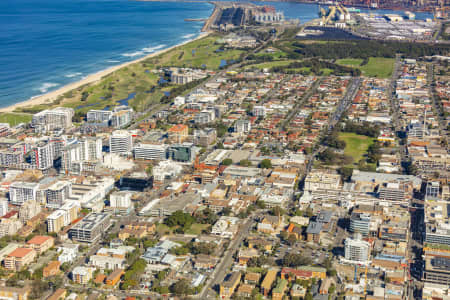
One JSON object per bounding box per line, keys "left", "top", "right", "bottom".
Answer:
{"left": 27, "top": 235, "right": 53, "bottom": 245}
{"left": 8, "top": 247, "right": 34, "bottom": 258}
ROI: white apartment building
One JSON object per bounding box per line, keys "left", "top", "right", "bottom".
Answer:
{"left": 109, "top": 191, "right": 133, "bottom": 209}
{"left": 18, "top": 199, "right": 41, "bottom": 223}
{"left": 133, "top": 143, "right": 168, "bottom": 160}
{"left": 46, "top": 181, "right": 72, "bottom": 209}
{"left": 0, "top": 200, "right": 8, "bottom": 217}
{"left": 344, "top": 235, "right": 370, "bottom": 263}
{"left": 86, "top": 110, "right": 112, "bottom": 123}
{"left": 9, "top": 182, "right": 39, "bottom": 206}
{"left": 194, "top": 110, "right": 215, "bottom": 124}
{"left": 57, "top": 243, "right": 79, "bottom": 264}
{"left": 234, "top": 119, "right": 251, "bottom": 133}
{"left": 109, "top": 130, "right": 133, "bottom": 155}
{"left": 47, "top": 209, "right": 66, "bottom": 233}
{"left": 61, "top": 143, "right": 82, "bottom": 171}
{"left": 252, "top": 105, "right": 266, "bottom": 117}
{"left": 31, "top": 142, "right": 53, "bottom": 170}
{"left": 111, "top": 107, "right": 133, "bottom": 128}
{"left": 80, "top": 137, "right": 102, "bottom": 161}
{"left": 32, "top": 107, "right": 74, "bottom": 132}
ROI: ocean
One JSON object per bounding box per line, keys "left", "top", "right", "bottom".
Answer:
{"left": 0, "top": 0, "right": 432, "bottom": 108}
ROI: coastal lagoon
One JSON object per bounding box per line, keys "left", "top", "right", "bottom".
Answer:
{"left": 0, "top": 0, "right": 432, "bottom": 108}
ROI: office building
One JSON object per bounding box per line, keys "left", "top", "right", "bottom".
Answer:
{"left": 423, "top": 256, "right": 450, "bottom": 286}
{"left": 133, "top": 143, "right": 168, "bottom": 160}
{"left": 344, "top": 235, "right": 370, "bottom": 263}
{"left": 118, "top": 172, "right": 153, "bottom": 192}
{"left": 169, "top": 144, "right": 194, "bottom": 163}
{"left": 109, "top": 130, "right": 132, "bottom": 155}
{"left": 426, "top": 181, "right": 440, "bottom": 201}
{"left": 378, "top": 182, "right": 406, "bottom": 203}
{"left": 69, "top": 213, "right": 111, "bottom": 243}
{"left": 350, "top": 212, "right": 371, "bottom": 236}
{"left": 9, "top": 182, "right": 39, "bottom": 206}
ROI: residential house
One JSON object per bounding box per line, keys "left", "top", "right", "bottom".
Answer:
{"left": 43, "top": 261, "right": 61, "bottom": 278}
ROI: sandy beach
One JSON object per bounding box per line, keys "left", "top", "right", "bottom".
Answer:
{"left": 0, "top": 32, "right": 210, "bottom": 113}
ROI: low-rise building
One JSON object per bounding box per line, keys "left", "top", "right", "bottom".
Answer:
{"left": 0, "top": 286, "right": 31, "bottom": 300}
{"left": 43, "top": 261, "right": 61, "bottom": 278}
{"left": 219, "top": 272, "right": 241, "bottom": 299}
{"left": 26, "top": 235, "right": 54, "bottom": 254}
{"left": 4, "top": 247, "right": 37, "bottom": 271}
{"left": 261, "top": 269, "right": 278, "bottom": 296}
{"left": 72, "top": 266, "right": 94, "bottom": 284}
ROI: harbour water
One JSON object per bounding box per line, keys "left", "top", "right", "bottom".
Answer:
{"left": 0, "top": 0, "right": 432, "bottom": 108}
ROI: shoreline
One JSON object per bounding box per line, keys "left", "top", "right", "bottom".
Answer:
{"left": 0, "top": 32, "right": 211, "bottom": 113}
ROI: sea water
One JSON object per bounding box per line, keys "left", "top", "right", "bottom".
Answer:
{"left": 0, "top": 0, "right": 431, "bottom": 107}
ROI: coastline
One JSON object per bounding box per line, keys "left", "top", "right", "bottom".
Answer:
{"left": 0, "top": 32, "right": 211, "bottom": 113}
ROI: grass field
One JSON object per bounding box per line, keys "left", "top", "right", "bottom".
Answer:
{"left": 336, "top": 58, "right": 363, "bottom": 66}
{"left": 14, "top": 34, "right": 242, "bottom": 115}
{"left": 243, "top": 60, "right": 294, "bottom": 70}
{"left": 360, "top": 57, "right": 395, "bottom": 78}
{"left": 339, "top": 132, "right": 375, "bottom": 166}
{"left": 337, "top": 57, "right": 394, "bottom": 78}
{"left": 155, "top": 35, "right": 244, "bottom": 70}
{"left": 0, "top": 113, "right": 33, "bottom": 126}
{"left": 156, "top": 223, "right": 173, "bottom": 235}
{"left": 185, "top": 223, "right": 210, "bottom": 235}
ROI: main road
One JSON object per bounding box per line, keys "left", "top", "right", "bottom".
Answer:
{"left": 197, "top": 217, "right": 255, "bottom": 299}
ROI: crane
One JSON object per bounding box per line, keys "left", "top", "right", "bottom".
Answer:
{"left": 363, "top": 264, "right": 368, "bottom": 295}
